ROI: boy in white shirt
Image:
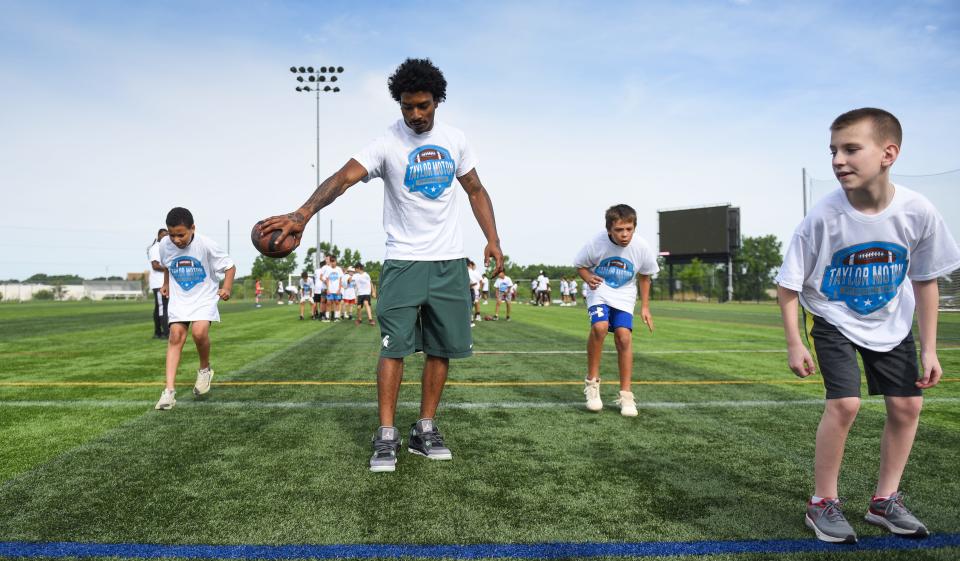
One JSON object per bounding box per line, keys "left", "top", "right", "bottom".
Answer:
{"left": 353, "top": 262, "right": 376, "bottom": 326}
{"left": 324, "top": 256, "right": 344, "bottom": 321}
{"left": 298, "top": 271, "right": 315, "bottom": 321}
{"left": 575, "top": 204, "right": 658, "bottom": 417}
{"left": 776, "top": 108, "right": 960, "bottom": 544}
{"left": 493, "top": 271, "right": 514, "bottom": 321}
{"left": 467, "top": 260, "right": 484, "bottom": 324}
{"left": 155, "top": 207, "right": 236, "bottom": 410}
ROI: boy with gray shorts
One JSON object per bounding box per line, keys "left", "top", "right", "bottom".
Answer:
{"left": 776, "top": 108, "right": 960, "bottom": 544}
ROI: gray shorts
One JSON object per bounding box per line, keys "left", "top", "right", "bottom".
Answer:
{"left": 810, "top": 315, "right": 921, "bottom": 399}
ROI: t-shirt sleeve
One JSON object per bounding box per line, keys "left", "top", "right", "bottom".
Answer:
{"left": 352, "top": 135, "right": 386, "bottom": 182}
{"left": 573, "top": 239, "right": 597, "bottom": 269}
{"left": 206, "top": 239, "right": 236, "bottom": 274}
{"left": 908, "top": 207, "right": 960, "bottom": 281}
{"left": 149, "top": 244, "right": 161, "bottom": 264}
{"left": 456, "top": 133, "right": 479, "bottom": 178}
{"left": 636, "top": 243, "right": 660, "bottom": 275}
{"left": 158, "top": 242, "right": 170, "bottom": 265}
{"left": 775, "top": 231, "right": 807, "bottom": 292}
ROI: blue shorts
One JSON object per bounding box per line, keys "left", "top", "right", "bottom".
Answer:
{"left": 327, "top": 294, "right": 342, "bottom": 301}
{"left": 588, "top": 304, "right": 633, "bottom": 332}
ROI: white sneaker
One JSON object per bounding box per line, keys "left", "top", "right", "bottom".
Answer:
{"left": 155, "top": 389, "right": 176, "bottom": 410}
{"left": 193, "top": 367, "right": 214, "bottom": 396}
{"left": 583, "top": 378, "right": 602, "bottom": 411}
{"left": 615, "top": 390, "right": 638, "bottom": 417}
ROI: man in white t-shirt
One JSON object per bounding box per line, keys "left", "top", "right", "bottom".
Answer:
{"left": 260, "top": 58, "right": 503, "bottom": 473}
{"left": 493, "top": 271, "right": 514, "bottom": 321}
{"left": 575, "top": 204, "right": 658, "bottom": 417}
{"left": 467, "top": 260, "right": 484, "bottom": 324}
{"left": 148, "top": 228, "right": 169, "bottom": 339}
{"left": 775, "top": 108, "right": 960, "bottom": 543}
{"left": 353, "top": 262, "right": 376, "bottom": 326}
{"left": 536, "top": 272, "right": 550, "bottom": 306}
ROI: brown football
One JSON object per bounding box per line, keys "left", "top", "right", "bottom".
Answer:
{"left": 251, "top": 221, "right": 300, "bottom": 258}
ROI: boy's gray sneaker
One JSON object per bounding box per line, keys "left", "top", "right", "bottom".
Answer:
{"left": 865, "top": 492, "right": 929, "bottom": 537}
{"left": 805, "top": 498, "right": 857, "bottom": 544}
{"left": 408, "top": 419, "right": 452, "bottom": 460}
{"left": 370, "top": 426, "right": 401, "bottom": 472}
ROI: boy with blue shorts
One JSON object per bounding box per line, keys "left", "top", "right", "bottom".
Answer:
{"left": 776, "top": 108, "right": 960, "bottom": 543}
{"left": 575, "top": 204, "right": 658, "bottom": 416}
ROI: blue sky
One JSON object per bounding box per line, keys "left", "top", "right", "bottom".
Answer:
{"left": 1, "top": 0, "right": 958, "bottom": 280}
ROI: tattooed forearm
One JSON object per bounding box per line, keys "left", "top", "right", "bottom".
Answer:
{"left": 302, "top": 176, "right": 346, "bottom": 217}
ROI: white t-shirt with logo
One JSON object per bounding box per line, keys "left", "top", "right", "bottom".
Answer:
{"left": 354, "top": 272, "right": 373, "bottom": 296}
{"left": 159, "top": 233, "right": 235, "bottom": 322}
{"left": 575, "top": 231, "right": 659, "bottom": 313}
{"left": 353, "top": 119, "right": 478, "bottom": 261}
{"left": 343, "top": 275, "right": 357, "bottom": 300}
{"left": 776, "top": 185, "right": 960, "bottom": 352}
{"left": 468, "top": 267, "right": 484, "bottom": 290}
{"left": 494, "top": 275, "right": 514, "bottom": 293}
{"left": 325, "top": 266, "right": 344, "bottom": 294}
{"left": 560, "top": 279, "right": 569, "bottom": 295}
{"left": 536, "top": 275, "right": 549, "bottom": 291}
{"left": 148, "top": 242, "right": 164, "bottom": 289}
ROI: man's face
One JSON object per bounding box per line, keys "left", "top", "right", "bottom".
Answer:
{"left": 158, "top": 230, "right": 168, "bottom": 241}
{"left": 830, "top": 120, "right": 896, "bottom": 192}
{"left": 400, "top": 91, "right": 437, "bottom": 134}
{"left": 608, "top": 219, "right": 635, "bottom": 247}
{"left": 167, "top": 224, "right": 194, "bottom": 249}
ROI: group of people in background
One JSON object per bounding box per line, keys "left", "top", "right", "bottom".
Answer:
{"left": 258, "top": 254, "right": 377, "bottom": 325}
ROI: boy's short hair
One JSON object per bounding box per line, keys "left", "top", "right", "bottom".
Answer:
{"left": 165, "top": 207, "right": 194, "bottom": 228}
{"left": 831, "top": 108, "right": 902, "bottom": 147}
{"left": 605, "top": 204, "right": 637, "bottom": 230}
{"left": 355, "top": 262, "right": 364, "bottom": 270}
{"left": 301, "top": 271, "right": 308, "bottom": 278}
{"left": 388, "top": 58, "right": 447, "bottom": 103}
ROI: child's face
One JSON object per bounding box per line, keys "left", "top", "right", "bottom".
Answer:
{"left": 167, "top": 224, "right": 195, "bottom": 249}
{"left": 608, "top": 219, "right": 635, "bottom": 247}
{"left": 830, "top": 119, "right": 897, "bottom": 192}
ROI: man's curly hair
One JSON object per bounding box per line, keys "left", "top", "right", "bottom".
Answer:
{"left": 387, "top": 58, "right": 447, "bottom": 103}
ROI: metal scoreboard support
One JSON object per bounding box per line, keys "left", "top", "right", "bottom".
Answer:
{"left": 657, "top": 204, "right": 741, "bottom": 302}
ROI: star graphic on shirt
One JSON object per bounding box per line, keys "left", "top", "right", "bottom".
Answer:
{"left": 863, "top": 298, "right": 873, "bottom": 306}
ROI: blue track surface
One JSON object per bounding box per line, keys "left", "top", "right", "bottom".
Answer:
{"left": 1, "top": 534, "right": 959, "bottom": 559}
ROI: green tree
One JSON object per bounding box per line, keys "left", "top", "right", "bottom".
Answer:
{"left": 250, "top": 252, "right": 298, "bottom": 285}
{"left": 733, "top": 235, "right": 783, "bottom": 302}
{"left": 678, "top": 258, "right": 707, "bottom": 297}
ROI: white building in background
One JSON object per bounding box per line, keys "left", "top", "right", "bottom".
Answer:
{"left": 0, "top": 281, "right": 144, "bottom": 302}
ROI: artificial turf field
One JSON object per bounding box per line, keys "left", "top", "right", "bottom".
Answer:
{"left": 0, "top": 299, "right": 958, "bottom": 561}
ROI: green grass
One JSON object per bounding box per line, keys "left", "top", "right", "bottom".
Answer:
{"left": 0, "top": 299, "right": 958, "bottom": 560}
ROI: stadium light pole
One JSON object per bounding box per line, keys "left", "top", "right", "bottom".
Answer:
{"left": 290, "top": 64, "right": 345, "bottom": 269}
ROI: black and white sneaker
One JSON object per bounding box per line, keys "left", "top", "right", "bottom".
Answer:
{"left": 408, "top": 419, "right": 452, "bottom": 460}
{"left": 370, "top": 426, "right": 401, "bottom": 473}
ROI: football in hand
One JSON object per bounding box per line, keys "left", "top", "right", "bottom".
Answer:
{"left": 251, "top": 220, "right": 300, "bottom": 258}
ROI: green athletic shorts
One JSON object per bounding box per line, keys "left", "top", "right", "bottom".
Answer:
{"left": 376, "top": 258, "right": 473, "bottom": 359}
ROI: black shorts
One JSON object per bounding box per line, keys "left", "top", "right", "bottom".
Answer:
{"left": 313, "top": 294, "right": 322, "bottom": 303}
{"left": 810, "top": 315, "right": 921, "bottom": 399}
{"left": 358, "top": 294, "right": 371, "bottom": 306}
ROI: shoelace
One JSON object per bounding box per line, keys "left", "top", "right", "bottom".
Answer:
{"left": 614, "top": 394, "right": 634, "bottom": 406}
{"left": 820, "top": 499, "right": 848, "bottom": 523}
{"left": 419, "top": 428, "right": 445, "bottom": 448}
{"left": 584, "top": 384, "right": 600, "bottom": 399}
{"left": 879, "top": 492, "right": 911, "bottom": 516}
{"left": 373, "top": 439, "right": 398, "bottom": 457}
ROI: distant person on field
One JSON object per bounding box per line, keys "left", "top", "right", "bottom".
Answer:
{"left": 480, "top": 274, "right": 490, "bottom": 304}
{"left": 343, "top": 266, "right": 358, "bottom": 320}
{"left": 147, "top": 228, "right": 170, "bottom": 339}
{"left": 467, "top": 260, "right": 483, "bottom": 324}
{"left": 575, "top": 204, "right": 657, "bottom": 417}
{"left": 493, "top": 270, "right": 513, "bottom": 321}
{"left": 298, "top": 271, "right": 316, "bottom": 321}
{"left": 353, "top": 262, "right": 376, "bottom": 326}
{"left": 276, "top": 279, "right": 285, "bottom": 305}
{"left": 324, "top": 255, "right": 345, "bottom": 321}
{"left": 569, "top": 277, "right": 578, "bottom": 306}
{"left": 776, "top": 108, "right": 960, "bottom": 544}
{"left": 155, "top": 207, "right": 236, "bottom": 411}
{"left": 254, "top": 278, "right": 263, "bottom": 308}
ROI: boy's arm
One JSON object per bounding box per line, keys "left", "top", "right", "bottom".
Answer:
{"left": 913, "top": 279, "right": 942, "bottom": 389}
{"left": 777, "top": 285, "right": 816, "bottom": 377}
{"left": 218, "top": 266, "right": 236, "bottom": 301}
{"left": 577, "top": 267, "right": 603, "bottom": 290}
{"left": 638, "top": 274, "right": 654, "bottom": 332}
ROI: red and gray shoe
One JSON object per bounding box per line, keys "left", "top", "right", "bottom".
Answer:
{"left": 865, "top": 492, "right": 929, "bottom": 537}
{"left": 805, "top": 498, "right": 857, "bottom": 544}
